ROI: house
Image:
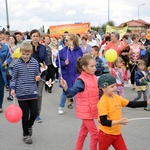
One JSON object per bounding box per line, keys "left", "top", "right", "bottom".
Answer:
{"left": 119, "top": 19, "right": 150, "bottom": 33}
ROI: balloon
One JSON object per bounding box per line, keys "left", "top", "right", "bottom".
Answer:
{"left": 105, "top": 49, "right": 117, "bottom": 62}
{"left": 5, "top": 104, "right": 22, "bottom": 123}
{"left": 13, "top": 48, "right": 21, "bottom": 58}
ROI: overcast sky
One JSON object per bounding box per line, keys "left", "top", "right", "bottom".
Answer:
{"left": 0, "top": 0, "right": 150, "bottom": 32}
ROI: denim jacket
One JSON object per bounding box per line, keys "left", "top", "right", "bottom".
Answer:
{"left": 134, "top": 69, "right": 149, "bottom": 86}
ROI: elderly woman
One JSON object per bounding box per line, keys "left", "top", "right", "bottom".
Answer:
{"left": 105, "top": 32, "right": 125, "bottom": 68}
{"left": 56, "top": 33, "right": 83, "bottom": 115}
{"left": 105, "top": 31, "right": 124, "bottom": 56}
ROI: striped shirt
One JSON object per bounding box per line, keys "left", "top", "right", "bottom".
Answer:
{"left": 10, "top": 57, "right": 39, "bottom": 100}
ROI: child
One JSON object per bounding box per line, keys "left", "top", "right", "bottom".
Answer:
{"left": 133, "top": 60, "right": 149, "bottom": 109}
{"left": 90, "top": 45, "right": 104, "bottom": 77}
{"left": 111, "top": 57, "right": 128, "bottom": 97}
{"left": 97, "top": 73, "right": 150, "bottom": 150}
{"left": 101, "top": 49, "right": 109, "bottom": 74}
{"left": 60, "top": 54, "right": 99, "bottom": 150}
{"left": 10, "top": 42, "right": 41, "bottom": 144}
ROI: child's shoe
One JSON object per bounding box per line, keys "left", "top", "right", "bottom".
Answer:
{"left": 144, "top": 107, "right": 150, "bottom": 111}
{"left": 23, "top": 135, "right": 33, "bottom": 144}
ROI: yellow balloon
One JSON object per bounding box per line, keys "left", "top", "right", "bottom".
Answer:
{"left": 105, "top": 49, "right": 117, "bottom": 62}
{"left": 13, "top": 48, "right": 21, "bottom": 58}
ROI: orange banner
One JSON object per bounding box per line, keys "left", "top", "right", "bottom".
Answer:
{"left": 49, "top": 22, "right": 91, "bottom": 37}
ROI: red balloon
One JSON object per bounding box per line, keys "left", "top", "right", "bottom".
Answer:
{"left": 5, "top": 104, "right": 22, "bottom": 123}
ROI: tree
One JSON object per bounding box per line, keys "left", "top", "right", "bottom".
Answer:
{"left": 47, "top": 28, "right": 50, "bottom": 34}
{"left": 123, "top": 23, "right": 131, "bottom": 33}
{"left": 2, "top": 28, "right": 6, "bottom": 33}
{"left": 91, "top": 25, "right": 103, "bottom": 35}
{"left": 91, "top": 26, "right": 100, "bottom": 32}
{"left": 101, "top": 20, "right": 115, "bottom": 34}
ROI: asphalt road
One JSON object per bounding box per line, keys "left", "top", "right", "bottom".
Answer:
{"left": 0, "top": 82, "right": 150, "bottom": 150}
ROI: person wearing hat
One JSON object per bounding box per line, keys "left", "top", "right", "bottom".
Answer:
{"left": 14, "top": 31, "right": 23, "bottom": 46}
{"left": 97, "top": 74, "right": 150, "bottom": 150}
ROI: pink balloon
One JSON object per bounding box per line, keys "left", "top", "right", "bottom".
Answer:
{"left": 5, "top": 104, "right": 22, "bottom": 123}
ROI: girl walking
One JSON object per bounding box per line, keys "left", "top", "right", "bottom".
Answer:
{"left": 133, "top": 60, "right": 149, "bottom": 110}
{"left": 111, "top": 57, "right": 128, "bottom": 97}
{"left": 60, "top": 55, "right": 99, "bottom": 150}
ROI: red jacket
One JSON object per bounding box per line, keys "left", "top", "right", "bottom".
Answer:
{"left": 76, "top": 72, "right": 99, "bottom": 119}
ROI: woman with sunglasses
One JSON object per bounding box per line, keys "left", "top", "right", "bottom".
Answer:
{"left": 56, "top": 33, "right": 83, "bottom": 115}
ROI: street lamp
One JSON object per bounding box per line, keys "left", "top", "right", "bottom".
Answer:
{"left": 108, "top": 0, "right": 110, "bottom": 22}
{"left": 138, "top": 4, "right": 145, "bottom": 33}
{"left": 5, "top": 0, "right": 10, "bottom": 32}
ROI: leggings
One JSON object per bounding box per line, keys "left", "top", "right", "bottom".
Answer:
{"left": 133, "top": 88, "right": 148, "bottom": 101}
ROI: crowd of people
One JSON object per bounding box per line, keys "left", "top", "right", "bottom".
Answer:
{"left": 0, "top": 28, "right": 150, "bottom": 149}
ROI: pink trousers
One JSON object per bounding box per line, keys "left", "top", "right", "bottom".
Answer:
{"left": 76, "top": 119, "right": 98, "bottom": 150}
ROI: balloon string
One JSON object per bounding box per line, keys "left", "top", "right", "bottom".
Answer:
{"left": 128, "top": 117, "right": 150, "bottom": 121}
{"left": 67, "top": 48, "right": 69, "bottom": 60}
{"left": 13, "top": 96, "right": 16, "bottom": 104}
{"left": 4, "top": 56, "right": 11, "bottom": 62}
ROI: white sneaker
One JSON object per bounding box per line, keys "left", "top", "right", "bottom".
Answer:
{"left": 58, "top": 107, "right": 63, "bottom": 115}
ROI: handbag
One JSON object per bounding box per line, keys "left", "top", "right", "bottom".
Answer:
{"left": 140, "top": 49, "right": 146, "bottom": 56}
{"left": 6, "top": 69, "right": 12, "bottom": 81}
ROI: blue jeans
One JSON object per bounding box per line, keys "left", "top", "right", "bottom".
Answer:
{"left": 59, "top": 91, "right": 67, "bottom": 108}
{"left": 0, "top": 71, "right": 4, "bottom": 108}
{"left": 59, "top": 91, "right": 76, "bottom": 108}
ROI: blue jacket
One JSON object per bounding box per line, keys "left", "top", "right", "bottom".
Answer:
{"left": 56, "top": 46, "right": 83, "bottom": 88}
{"left": 95, "top": 56, "right": 104, "bottom": 76}
{"left": 134, "top": 69, "right": 148, "bottom": 86}
{"left": 0, "top": 44, "right": 12, "bottom": 85}
{"left": 10, "top": 57, "right": 39, "bottom": 100}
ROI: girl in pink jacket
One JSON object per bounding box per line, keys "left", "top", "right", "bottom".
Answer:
{"left": 60, "top": 54, "right": 99, "bottom": 150}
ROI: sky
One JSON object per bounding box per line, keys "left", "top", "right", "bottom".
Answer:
{"left": 0, "top": 0, "right": 150, "bottom": 32}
